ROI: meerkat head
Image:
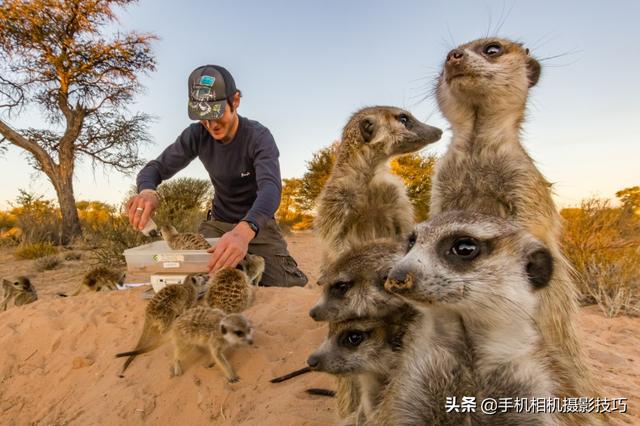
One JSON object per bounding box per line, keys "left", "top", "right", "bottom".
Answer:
{"left": 236, "top": 253, "right": 265, "bottom": 284}
{"left": 220, "top": 313, "right": 253, "bottom": 346}
{"left": 4, "top": 276, "right": 33, "bottom": 292}
{"left": 385, "top": 211, "right": 553, "bottom": 319}
{"left": 437, "top": 38, "right": 540, "bottom": 124}
{"left": 160, "top": 225, "right": 179, "bottom": 240}
{"left": 306, "top": 317, "right": 404, "bottom": 376}
{"left": 183, "top": 273, "right": 210, "bottom": 291}
{"left": 336, "top": 106, "right": 442, "bottom": 166}
{"left": 309, "top": 239, "right": 404, "bottom": 322}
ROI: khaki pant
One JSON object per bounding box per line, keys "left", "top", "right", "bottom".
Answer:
{"left": 198, "top": 219, "right": 308, "bottom": 287}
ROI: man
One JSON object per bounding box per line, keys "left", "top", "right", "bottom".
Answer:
{"left": 127, "top": 64, "right": 308, "bottom": 287}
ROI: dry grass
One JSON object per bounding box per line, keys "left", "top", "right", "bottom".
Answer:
{"left": 34, "top": 255, "right": 63, "bottom": 272}
{"left": 562, "top": 198, "right": 640, "bottom": 317}
{"left": 14, "top": 241, "right": 58, "bottom": 260}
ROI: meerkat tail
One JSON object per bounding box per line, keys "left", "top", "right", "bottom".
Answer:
{"left": 117, "top": 323, "right": 163, "bottom": 372}
{"left": 306, "top": 388, "right": 336, "bottom": 397}
{"left": 270, "top": 366, "right": 312, "bottom": 383}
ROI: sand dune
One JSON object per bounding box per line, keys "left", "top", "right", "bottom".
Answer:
{"left": 0, "top": 232, "right": 637, "bottom": 425}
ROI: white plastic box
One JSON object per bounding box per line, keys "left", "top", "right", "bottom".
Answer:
{"left": 150, "top": 274, "right": 188, "bottom": 293}
{"left": 123, "top": 238, "right": 219, "bottom": 274}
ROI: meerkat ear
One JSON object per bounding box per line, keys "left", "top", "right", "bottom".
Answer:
{"left": 526, "top": 57, "right": 541, "bottom": 88}
{"left": 526, "top": 246, "right": 553, "bottom": 289}
{"left": 359, "top": 117, "right": 376, "bottom": 143}
{"left": 220, "top": 325, "right": 228, "bottom": 335}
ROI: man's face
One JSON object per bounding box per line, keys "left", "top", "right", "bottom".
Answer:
{"left": 201, "top": 92, "right": 240, "bottom": 142}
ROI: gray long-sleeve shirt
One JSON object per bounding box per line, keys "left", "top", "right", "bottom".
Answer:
{"left": 136, "top": 116, "right": 282, "bottom": 230}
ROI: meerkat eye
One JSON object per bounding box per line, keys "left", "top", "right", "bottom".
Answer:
{"left": 450, "top": 237, "right": 480, "bottom": 259}
{"left": 330, "top": 281, "right": 353, "bottom": 297}
{"left": 407, "top": 232, "right": 417, "bottom": 252}
{"left": 483, "top": 43, "right": 502, "bottom": 56}
{"left": 235, "top": 330, "right": 245, "bottom": 337}
{"left": 342, "top": 331, "right": 366, "bottom": 347}
{"left": 397, "top": 114, "right": 411, "bottom": 127}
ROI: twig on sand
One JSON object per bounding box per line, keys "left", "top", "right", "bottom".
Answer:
{"left": 270, "top": 366, "right": 311, "bottom": 383}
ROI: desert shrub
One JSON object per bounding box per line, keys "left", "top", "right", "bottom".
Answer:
{"left": 15, "top": 241, "right": 58, "bottom": 259}
{"left": 562, "top": 197, "right": 640, "bottom": 317}
{"left": 34, "top": 254, "right": 62, "bottom": 271}
{"left": 10, "top": 190, "right": 62, "bottom": 245}
{"left": 124, "top": 178, "right": 212, "bottom": 233}
{"left": 63, "top": 251, "right": 83, "bottom": 261}
{"left": 92, "top": 214, "right": 150, "bottom": 267}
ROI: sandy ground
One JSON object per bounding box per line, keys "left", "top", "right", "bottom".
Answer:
{"left": 0, "top": 231, "right": 638, "bottom": 425}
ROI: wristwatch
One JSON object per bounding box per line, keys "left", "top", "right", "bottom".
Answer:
{"left": 242, "top": 219, "right": 259, "bottom": 235}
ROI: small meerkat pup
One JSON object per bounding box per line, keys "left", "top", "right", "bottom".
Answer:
{"left": 309, "top": 239, "right": 406, "bottom": 322}
{"left": 170, "top": 306, "right": 253, "bottom": 382}
{"left": 381, "top": 211, "right": 559, "bottom": 426}
{"left": 307, "top": 310, "right": 417, "bottom": 426}
{"left": 1, "top": 276, "right": 37, "bottom": 311}
{"left": 115, "top": 273, "right": 209, "bottom": 374}
{"left": 432, "top": 37, "right": 599, "bottom": 413}
{"left": 315, "top": 106, "right": 442, "bottom": 260}
{"left": 239, "top": 253, "right": 265, "bottom": 286}
{"left": 160, "top": 224, "right": 211, "bottom": 250}
{"left": 57, "top": 266, "right": 125, "bottom": 297}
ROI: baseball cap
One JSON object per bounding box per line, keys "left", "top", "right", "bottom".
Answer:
{"left": 187, "top": 65, "right": 238, "bottom": 120}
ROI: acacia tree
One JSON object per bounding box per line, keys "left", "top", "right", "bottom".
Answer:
{"left": 0, "top": 0, "right": 156, "bottom": 244}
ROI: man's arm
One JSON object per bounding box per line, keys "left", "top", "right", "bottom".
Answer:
{"left": 128, "top": 124, "right": 201, "bottom": 230}
{"left": 208, "top": 128, "right": 281, "bottom": 272}
{"left": 242, "top": 128, "right": 282, "bottom": 231}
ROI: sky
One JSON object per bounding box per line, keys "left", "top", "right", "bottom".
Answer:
{"left": 1, "top": 0, "right": 639, "bottom": 209}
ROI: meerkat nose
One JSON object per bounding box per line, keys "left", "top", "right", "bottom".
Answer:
{"left": 307, "top": 355, "right": 320, "bottom": 369}
{"left": 384, "top": 269, "right": 415, "bottom": 292}
{"left": 308, "top": 307, "right": 320, "bottom": 321}
{"left": 447, "top": 48, "right": 465, "bottom": 64}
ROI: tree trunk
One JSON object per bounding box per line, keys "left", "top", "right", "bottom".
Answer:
{"left": 51, "top": 172, "right": 82, "bottom": 245}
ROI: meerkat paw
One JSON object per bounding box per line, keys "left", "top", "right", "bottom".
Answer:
{"left": 227, "top": 375, "right": 239, "bottom": 383}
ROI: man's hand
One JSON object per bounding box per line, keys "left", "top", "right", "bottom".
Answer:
{"left": 208, "top": 221, "right": 256, "bottom": 272}
{"left": 126, "top": 190, "right": 159, "bottom": 231}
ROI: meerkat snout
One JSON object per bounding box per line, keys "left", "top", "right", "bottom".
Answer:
{"left": 384, "top": 269, "right": 415, "bottom": 293}
{"left": 446, "top": 48, "right": 465, "bottom": 64}
{"left": 307, "top": 354, "right": 320, "bottom": 369}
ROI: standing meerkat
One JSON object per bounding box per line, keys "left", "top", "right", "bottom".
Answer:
{"left": 240, "top": 253, "right": 265, "bottom": 286}
{"left": 309, "top": 239, "right": 405, "bottom": 322}
{"left": 1, "top": 276, "right": 37, "bottom": 311}
{"left": 380, "top": 211, "right": 562, "bottom": 426}
{"left": 307, "top": 310, "right": 418, "bottom": 426}
{"left": 115, "top": 273, "right": 209, "bottom": 374}
{"left": 170, "top": 306, "right": 253, "bottom": 382}
{"left": 160, "top": 225, "right": 211, "bottom": 250}
{"left": 315, "top": 106, "right": 442, "bottom": 260}
{"left": 432, "top": 37, "right": 599, "bottom": 409}
{"left": 58, "top": 266, "right": 125, "bottom": 297}
{"left": 205, "top": 253, "right": 264, "bottom": 313}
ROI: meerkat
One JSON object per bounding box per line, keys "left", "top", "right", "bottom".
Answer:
{"left": 170, "top": 305, "right": 253, "bottom": 382}
{"left": 239, "top": 253, "right": 265, "bottom": 286}
{"left": 378, "top": 211, "right": 562, "bottom": 425}
{"left": 1, "top": 276, "right": 37, "bottom": 311}
{"left": 206, "top": 267, "right": 253, "bottom": 314}
{"left": 431, "top": 37, "right": 600, "bottom": 410}
{"left": 314, "top": 106, "right": 442, "bottom": 260}
{"left": 160, "top": 224, "right": 211, "bottom": 250}
{"left": 309, "top": 239, "right": 406, "bottom": 322}
{"left": 115, "top": 273, "right": 209, "bottom": 374}
{"left": 307, "top": 309, "right": 418, "bottom": 425}
{"left": 56, "top": 266, "right": 125, "bottom": 297}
